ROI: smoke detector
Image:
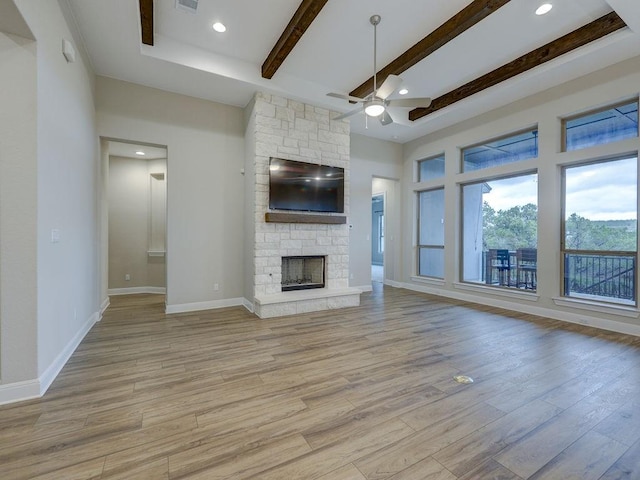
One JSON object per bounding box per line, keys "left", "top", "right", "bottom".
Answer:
{"left": 175, "top": 0, "right": 198, "bottom": 14}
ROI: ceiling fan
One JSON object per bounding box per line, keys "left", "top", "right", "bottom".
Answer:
{"left": 327, "top": 14, "right": 432, "bottom": 126}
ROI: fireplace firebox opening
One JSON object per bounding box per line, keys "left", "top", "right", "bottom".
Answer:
{"left": 281, "top": 256, "right": 325, "bottom": 291}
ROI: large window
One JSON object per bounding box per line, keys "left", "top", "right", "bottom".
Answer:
{"left": 418, "top": 154, "right": 445, "bottom": 182}
{"left": 418, "top": 189, "right": 444, "bottom": 278}
{"left": 462, "top": 173, "right": 538, "bottom": 289}
{"left": 563, "top": 100, "right": 638, "bottom": 151}
{"left": 462, "top": 128, "right": 538, "bottom": 172}
{"left": 562, "top": 156, "right": 638, "bottom": 305}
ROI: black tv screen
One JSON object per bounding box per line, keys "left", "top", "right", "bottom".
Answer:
{"left": 269, "top": 158, "right": 344, "bottom": 213}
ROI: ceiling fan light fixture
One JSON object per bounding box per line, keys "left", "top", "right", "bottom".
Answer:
{"left": 327, "top": 14, "right": 428, "bottom": 125}
{"left": 365, "top": 100, "right": 385, "bottom": 117}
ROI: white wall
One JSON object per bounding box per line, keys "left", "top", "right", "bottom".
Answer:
{"left": 96, "top": 77, "right": 245, "bottom": 312}
{"left": 402, "top": 55, "right": 640, "bottom": 335}
{"left": 0, "top": 25, "right": 38, "bottom": 387}
{"left": 349, "top": 134, "right": 403, "bottom": 290}
{"left": 0, "top": 0, "right": 100, "bottom": 404}
{"left": 108, "top": 156, "right": 166, "bottom": 291}
{"left": 26, "top": 0, "right": 99, "bottom": 384}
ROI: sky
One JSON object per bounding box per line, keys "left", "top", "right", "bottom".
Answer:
{"left": 482, "top": 173, "right": 537, "bottom": 211}
{"left": 483, "top": 156, "right": 637, "bottom": 221}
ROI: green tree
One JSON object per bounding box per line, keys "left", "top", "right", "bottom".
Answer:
{"left": 483, "top": 202, "right": 537, "bottom": 249}
{"left": 482, "top": 206, "right": 636, "bottom": 252}
{"left": 565, "top": 213, "right": 636, "bottom": 251}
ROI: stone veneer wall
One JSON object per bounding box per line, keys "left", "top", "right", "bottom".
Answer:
{"left": 250, "top": 92, "right": 353, "bottom": 306}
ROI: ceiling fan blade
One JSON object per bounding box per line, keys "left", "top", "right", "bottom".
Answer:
{"left": 333, "top": 107, "right": 363, "bottom": 121}
{"left": 376, "top": 74, "right": 403, "bottom": 100}
{"left": 379, "top": 110, "right": 393, "bottom": 126}
{"left": 327, "top": 92, "right": 365, "bottom": 103}
{"left": 387, "top": 97, "right": 432, "bottom": 108}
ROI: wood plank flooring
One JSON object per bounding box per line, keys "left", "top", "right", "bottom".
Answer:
{"left": 2, "top": 285, "right": 640, "bottom": 479}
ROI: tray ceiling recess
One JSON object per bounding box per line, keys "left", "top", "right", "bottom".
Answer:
{"left": 125, "top": 0, "right": 640, "bottom": 139}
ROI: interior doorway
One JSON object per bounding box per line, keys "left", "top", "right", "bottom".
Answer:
{"left": 102, "top": 140, "right": 168, "bottom": 300}
{"left": 371, "top": 193, "right": 384, "bottom": 283}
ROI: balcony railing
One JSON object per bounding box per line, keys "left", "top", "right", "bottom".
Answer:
{"left": 564, "top": 252, "right": 636, "bottom": 303}
{"left": 478, "top": 250, "right": 637, "bottom": 304}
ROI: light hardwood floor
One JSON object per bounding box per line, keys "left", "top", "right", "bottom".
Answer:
{"left": 2, "top": 285, "right": 640, "bottom": 479}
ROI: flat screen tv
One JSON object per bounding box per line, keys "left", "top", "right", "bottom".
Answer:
{"left": 269, "top": 158, "right": 344, "bottom": 213}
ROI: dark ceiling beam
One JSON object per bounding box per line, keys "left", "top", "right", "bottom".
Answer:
{"left": 262, "top": 0, "right": 328, "bottom": 79}
{"left": 349, "top": 0, "right": 512, "bottom": 100}
{"left": 139, "top": 0, "right": 154, "bottom": 46}
{"left": 409, "top": 12, "right": 627, "bottom": 121}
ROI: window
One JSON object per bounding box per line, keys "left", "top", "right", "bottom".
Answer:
{"left": 418, "top": 154, "right": 445, "bottom": 182}
{"left": 462, "top": 173, "right": 538, "bottom": 289}
{"left": 563, "top": 100, "right": 638, "bottom": 151}
{"left": 462, "top": 128, "right": 538, "bottom": 172}
{"left": 418, "top": 188, "right": 444, "bottom": 278}
{"left": 562, "top": 156, "right": 637, "bottom": 305}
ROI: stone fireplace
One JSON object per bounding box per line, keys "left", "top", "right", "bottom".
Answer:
{"left": 247, "top": 92, "right": 361, "bottom": 318}
{"left": 281, "top": 256, "right": 325, "bottom": 291}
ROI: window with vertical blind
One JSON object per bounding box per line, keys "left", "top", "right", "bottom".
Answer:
{"left": 417, "top": 154, "right": 445, "bottom": 182}
{"left": 417, "top": 188, "right": 444, "bottom": 278}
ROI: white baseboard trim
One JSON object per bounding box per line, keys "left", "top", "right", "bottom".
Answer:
{"left": 39, "top": 311, "right": 100, "bottom": 396}
{"left": 108, "top": 287, "right": 166, "bottom": 295}
{"left": 99, "top": 296, "right": 110, "bottom": 319}
{"left": 0, "top": 308, "right": 100, "bottom": 405}
{"left": 0, "top": 379, "right": 40, "bottom": 406}
{"left": 242, "top": 298, "right": 254, "bottom": 313}
{"left": 398, "top": 281, "right": 640, "bottom": 337}
{"left": 165, "top": 297, "right": 247, "bottom": 314}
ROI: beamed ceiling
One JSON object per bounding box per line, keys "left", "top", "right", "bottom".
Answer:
{"left": 67, "top": 0, "right": 640, "bottom": 143}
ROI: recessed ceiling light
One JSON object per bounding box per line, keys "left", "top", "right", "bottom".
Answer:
{"left": 398, "top": 88, "right": 409, "bottom": 95}
{"left": 135, "top": 151, "right": 145, "bottom": 156}
{"left": 535, "top": 3, "right": 552, "bottom": 15}
{"left": 212, "top": 22, "right": 226, "bottom": 33}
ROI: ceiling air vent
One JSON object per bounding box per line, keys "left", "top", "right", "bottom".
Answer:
{"left": 175, "top": 0, "right": 198, "bottom": 14}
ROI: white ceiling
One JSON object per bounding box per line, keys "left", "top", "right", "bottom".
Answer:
{"left": 65, "top": 0, "right": 640, "bottom": 143}
{"left": 108, "top": 141, "right": 167, "bottom": 160}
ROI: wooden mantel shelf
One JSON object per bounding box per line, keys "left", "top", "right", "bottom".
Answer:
{"left": 265, "top": 212, "right": 346, "bottom": 224}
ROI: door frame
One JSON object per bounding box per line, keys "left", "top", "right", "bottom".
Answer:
{"left": 99, "top": 137, "right": 169, "bottom": 310}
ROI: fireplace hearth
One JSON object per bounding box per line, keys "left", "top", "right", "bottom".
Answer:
{"left": 281, "top": 256, "right": 325, "bottom": 291}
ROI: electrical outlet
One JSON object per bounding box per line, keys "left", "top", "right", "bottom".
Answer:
{"left": 214, "top": 283, "right": 219, "bottom": 291}
{"left": 125, "top": 274, "right": 131, "bottom": 281}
